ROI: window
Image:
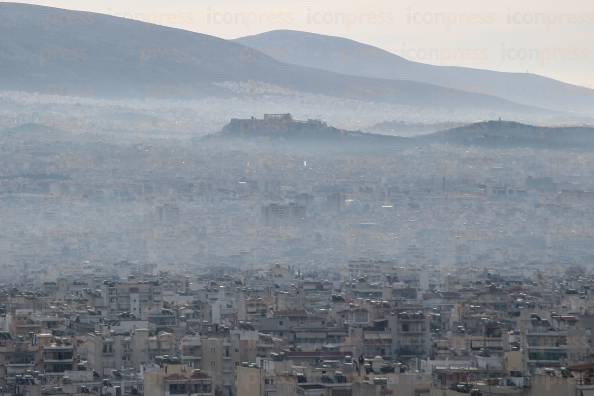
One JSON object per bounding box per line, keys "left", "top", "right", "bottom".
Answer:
{"left": 191, "top": 383, "right": 212, "bottom": 393}
{"left": 169, "top": 384, "right": 187, "bottom": 394}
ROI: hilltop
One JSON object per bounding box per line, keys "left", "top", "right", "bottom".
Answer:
{"left": 237, "top": 30, "right": 594, "bottom": 115}
{"left": 214, "top": 115, "right": 594, "bottom": 151}
{"left": 0, "top": 3, "right": 539, "bottom": 114}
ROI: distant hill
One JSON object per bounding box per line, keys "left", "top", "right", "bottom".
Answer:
{"left": 237, "top": 30, "right": 594, "bottom": 114}
{"left": 8, "top": 117, "right": 594, "bottom": 152}
{"left": 214, "top": 115, "right": 594, "bottom": 151}
{"left": 0, "top": 3, "right": 541, "bottom": 113}
{"left": 211, "top": 114, "right": 407, "bottom": 148}
{"left": 420, "top": 120, "right": 594, "bottom": 149}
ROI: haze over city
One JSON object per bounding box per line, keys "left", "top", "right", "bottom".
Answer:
{"left": 1, "top": 1, "right": 594, "bottom": 395}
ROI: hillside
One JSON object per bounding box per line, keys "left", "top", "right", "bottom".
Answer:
{"left": 0, "top": 3, "right": 539, "bottom": 113}
{"left": 213, "top": 115, "right": 594, "bottom": 151}
{"left": 421, "top": 120, "right": 594, "bottom": 149}
{"left": 212, "top": 113, "right": 407, "bottom": 148}
{"left": 237, "top": 30, "right": 594, "bottom": 114}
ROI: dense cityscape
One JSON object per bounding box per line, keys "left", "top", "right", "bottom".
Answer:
{"left": 3, "top": 1, "right": 594, "bottom": 395}
{"left": 1, "top": 243, "right": 594, "bottom": 395}
{"left": 1, "top": 114, "right": 594, "bottom": 395}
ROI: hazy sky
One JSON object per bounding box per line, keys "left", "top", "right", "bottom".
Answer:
{"left": 11, "top": 0, "right": 594, "bottom": 88}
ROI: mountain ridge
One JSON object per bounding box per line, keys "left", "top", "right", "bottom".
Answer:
{"left": 213, "top": 115, "right": 594, "bottom": 150}
{"left": 0, "top": 3, "right": 546, "bottom": 115}
{"left": 421, "top": 120, "right": 594, "bottom": 149}
{"left": 236, "top": 30, "right": 594, "bottom": 114}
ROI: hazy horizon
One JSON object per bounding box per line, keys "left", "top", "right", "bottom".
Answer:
{"left": 6, "top": 0, "right": 594, "bottom": 89}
